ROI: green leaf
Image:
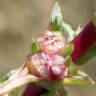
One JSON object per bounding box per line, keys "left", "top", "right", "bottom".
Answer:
{"left": 76, "top": 45, "right": 96, "bottom": 65}
{"left": 37, "top": 80, "right": 64, "bottom": 92}
{"left": 63, "top": 70, "right": 95, "bottom": 85}
{"left": 38, "top": 80, "right": 67, "bottom": 96}
{"left": 62, "top": 44, "right": 74, "bottom": 57}
{"left": 66, "top": 56, "right": 77, "bottom": 76}
{"left": 75, "top": 25, "right": 82, "bottom": 36}
{"left": 61, "top": 22, "right": 75, "bottom": 42}
{"left": 0, "top": 70, "right": 17, "bottom": 83}
{"left": 9, "top": 88, "right": 20, "bottom": 96}
{"left": 39, "top": 80, "right": 67, "bottom": 96}
{"left": 49, "top": 2, "right": 62, "bottom": 31}
{"left": 30, "top": 41, "right": 40, "bottom": 54}
{"left": 61, "top": 44, "right": 76, "bottom": 76}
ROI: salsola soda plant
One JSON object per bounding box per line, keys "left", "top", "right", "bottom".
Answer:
{"left": 0, "top": 2, "right": 96, "bottom": 96}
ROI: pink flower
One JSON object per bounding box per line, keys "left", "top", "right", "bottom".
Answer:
{"left": 0, "top": 31, "right": 68, "bottom": 95}
{"left": 37, "top": 31, "right": 65, "bottom": 54}
{"left": 27, "top": 52, "right": 68, "bottom": 80}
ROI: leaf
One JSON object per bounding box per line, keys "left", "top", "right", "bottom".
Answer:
{"left": 61, "top": 44, "right": 74, "bottom": 57}
{"left": 0, "top": 70, "right": 17, "bottom": 83}
{"left": 0, "top": 74, "right": 38, "bottom": 95}
{"left": 61, "top": 22, "right": 75, "bottom": 42}
{"left": 0, "top": 70, "right": 19, "bottom": 96}
{"left": 0, "top": 64, "right": 39, "bottom": 95}
{"left": 38, "top": 81, "right": 67, "bottom": 96}
{"left": 75, "top": 25, "right": 82, "bottom": 36}
{"left": 76, "top": 45, "right": 96, "bottom": 65}
{"left": 9, "top": 88, "right": 20, "bottom": 96}
{"left": 38, "top": 80, "right": 64, "bottom": 92}
{"left": 66, "top": 56, "right": 77, "bottom": 76}
{"left": 30, "top": 41, "right": 40, "bottom": 54}
{"left": 63, "top": 70, "right": 95, "bottom": 85}
{"left": 71, "top": 21, "right": 96, "bottom": 65}
{"left": 49, "top": 2, "right": 62, "bottom": 31}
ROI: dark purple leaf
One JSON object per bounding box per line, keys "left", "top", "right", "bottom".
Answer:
{"left": 71, "top": 21, "right": 96, "bottom": 65}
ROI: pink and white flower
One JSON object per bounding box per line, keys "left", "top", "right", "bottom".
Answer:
{"left": 27, "top": 52, "right": 68, "bottom": 80}
{"left": 37, "top": 31, "right": 65, "bottom": 54}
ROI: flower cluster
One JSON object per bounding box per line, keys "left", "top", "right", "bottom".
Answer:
{"left": 27, "top": 31, "right": 68, "bottom": 80}
{"left": 0, "top": 2, "right": 95, "bottom": 96}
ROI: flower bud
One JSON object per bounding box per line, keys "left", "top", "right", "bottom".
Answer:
{"left": 37, "top": 31, "right": 65, "bottom": 54}
{"left": 27, "top": 52, "right": 68, "bottom": 80}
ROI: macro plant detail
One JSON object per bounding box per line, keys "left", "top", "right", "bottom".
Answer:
{"left": 0, "top": 2, "right": 96, "bottom": 96}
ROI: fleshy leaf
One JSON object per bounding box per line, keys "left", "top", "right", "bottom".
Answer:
{"left": 37, "top": 80, "right": 64, "bottom": 91}
{"left": 61, "top": 22, "right": 75, "bottom": 42}
{"left": 75, "top": 25, "right": 82, "bottom": 36}
{"left": 66, "top": 56, "right": 77, "bottom": 76}
{"left": 0, "top": 74, "right": 38, "bottom": 95}
{"left": 0, "top": 70, "right": 20, "bottom": 96}
{"left": 61, "top": 44, "right": 74, "bottom": 57}
{"left": 30, "top": 41, "right": 40, "bottom": 54}
{"left": 76, "top": 45, "right": 96, "bottom": 65}
{"left": 49, "top": 2, "right": 62, "bottom": 31}
{"left": 0, "top": 70, "right": 17, "bottom": 83}
{"left": 71, "top": 21, "right": 96, "bottom": 65}
{"left": 0, "top": 64, "right": 39, "bottom": 95}
{"left": 63, "top": 70, "right": 95, "bottom": 85}
{"left": 61, "top": 44, "right": 77, "bottom": 76}
{"left": 37, "top": 80, "right": 67, "bottom": 96}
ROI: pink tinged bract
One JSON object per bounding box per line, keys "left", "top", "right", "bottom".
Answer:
{"left": 27, "top": 52, "right": 67, "bottom": 80}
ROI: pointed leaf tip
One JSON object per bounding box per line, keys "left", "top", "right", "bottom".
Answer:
{"left": 49, "top": 2, "right": 62, "bottom": 31}
{"left": 52, "top": 2, "right": 61, "bottom": 16}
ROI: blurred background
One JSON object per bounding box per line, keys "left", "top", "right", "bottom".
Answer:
{"left": 0, "top": 0, "right": 96, "bottom": 96}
